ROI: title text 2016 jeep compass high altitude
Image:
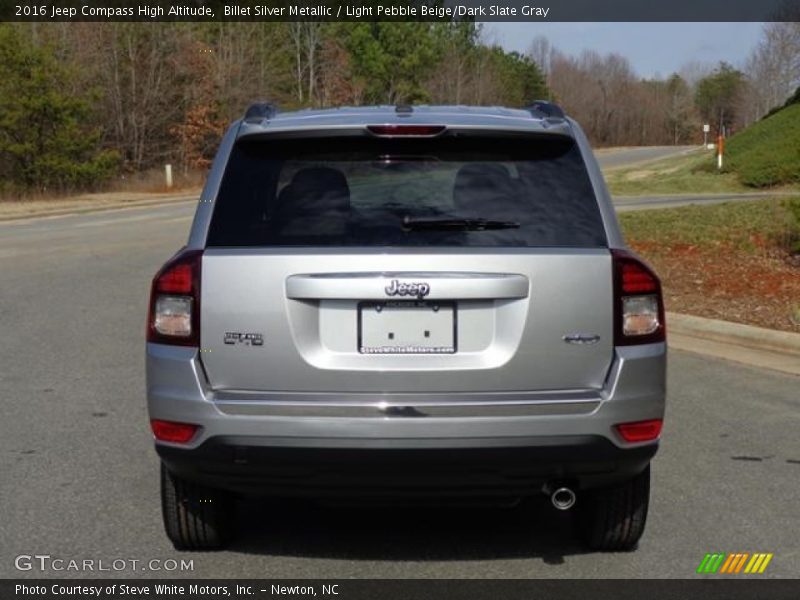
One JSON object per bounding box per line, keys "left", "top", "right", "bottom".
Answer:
{"left": 147, "top": 102, "right": 666, "bottom": 552}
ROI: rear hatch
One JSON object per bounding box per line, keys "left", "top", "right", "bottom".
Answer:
{"left": 200, "top": 132, "right": 613, "bottom": 393}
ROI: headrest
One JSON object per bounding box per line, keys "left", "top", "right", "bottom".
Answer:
{"left": 277, "top": 167, "right": 350, "bottom": 215}
{"left": 290, "top": 167, "right": 349, "bottom": 199}
{"left": 453, "top": 163, "right": 514, "bottom": 213}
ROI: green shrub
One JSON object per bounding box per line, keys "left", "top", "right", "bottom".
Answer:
{"left": 0, "top": 25, "right": 119, "bottom": 193}
{"left": 723, "top": 103, "right": 800, "bottom": 188}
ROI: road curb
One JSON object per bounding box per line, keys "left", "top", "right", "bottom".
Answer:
{"left": 0, "top": 193, "right": 199, "bottom": 223}
{"left": 668, "top": 312, "right": 800, "bottom": 375}
{"left": 668, "top": 312, "right": 800, "bottom": 356}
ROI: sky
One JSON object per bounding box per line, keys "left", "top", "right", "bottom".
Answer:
{"left": 486, "top": 22, "right": 764, "bottom": 79}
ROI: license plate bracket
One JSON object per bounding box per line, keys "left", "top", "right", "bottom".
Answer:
{"left": 358, "top": 301, "right": 457, "bottom": 354}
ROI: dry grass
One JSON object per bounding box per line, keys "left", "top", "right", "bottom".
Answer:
{"left": 605, "top": 151, "right": 752, "bottom": 195}
{"left": 0, "top": 168, "right": 205, "bottom": 219}
{"left": 620, "top": 198, "right": 800, "bottom": 332}
{"left": 0, "top": 168, "right": 206, "bottom": 203}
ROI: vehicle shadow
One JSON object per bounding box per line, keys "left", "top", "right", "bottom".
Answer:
{"left": 229, "top": 495, "right": 589, "bottom": 562}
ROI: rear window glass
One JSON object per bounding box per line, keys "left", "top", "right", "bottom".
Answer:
{"left": 206, "top": 136, "right": 607, "bottom": 248}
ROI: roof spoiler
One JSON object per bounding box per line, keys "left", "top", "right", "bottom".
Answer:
{"left": 524, "top": 100, "right": 565, "bottom": 119}
{"left": 244, "top": 101, "right": 279, "bottom": 123}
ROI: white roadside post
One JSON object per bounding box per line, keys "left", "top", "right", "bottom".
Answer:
{"left": 703, "top": 123, "right": 709, "bottom": 147}
{"left": 165, "top": 164, "right": 173, "bottom": 189}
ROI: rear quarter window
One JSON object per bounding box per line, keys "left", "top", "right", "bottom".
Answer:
{"left": 206, "top": 135, "right": 607, "bottom": 248}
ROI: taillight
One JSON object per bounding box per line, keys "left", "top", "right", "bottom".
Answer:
{"left": 612, "top": 249, "right": 665, "bottom": 345}
{"left": 147, "top": 248, "right": 202, "bottom": 346}
{"left": 367, "top": 125, "right": 446, "bottom": 137}
{"left": 615, "top": 419, "right": 663, "bottom": 443}
{"left": 150, "top": 419, "right": 200, "bottom": 444}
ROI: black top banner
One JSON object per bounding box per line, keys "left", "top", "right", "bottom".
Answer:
{"left": 3, "top": 0, "right": 799, "bottom": 22}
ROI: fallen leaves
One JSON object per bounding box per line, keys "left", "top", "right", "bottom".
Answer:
{"left": 630, "top": 240, "right": 800, "bottom": 332}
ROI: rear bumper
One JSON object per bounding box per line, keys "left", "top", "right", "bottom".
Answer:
{"left": 148, "top": 341, "right": 665, "bottom": 495}
{"left": 158, "top": 436, "right": 657, "bottom": 497}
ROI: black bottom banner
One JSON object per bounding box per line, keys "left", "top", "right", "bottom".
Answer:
{"left": 3, "top": 579, "right": 799, "bottom": 600}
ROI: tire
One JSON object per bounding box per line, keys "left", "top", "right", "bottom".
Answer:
{"left": 580, "top": 465, "right": 650, "bottom": 552}
{"left": 160, "top": 463, "right": 234, "bottom": 550}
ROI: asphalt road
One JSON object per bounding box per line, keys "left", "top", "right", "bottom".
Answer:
{"left": 1, "top": 147, "right": 798, "bottom": 579}
{"left": 596, "top": 145, "right": 697, "bottom": 169}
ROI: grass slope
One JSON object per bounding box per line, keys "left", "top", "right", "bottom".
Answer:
{"left": 619, "top": 197, "right": 800, "bottom": 332}
{"left": 723, "top": 103, "right": 800, "bottom": 187}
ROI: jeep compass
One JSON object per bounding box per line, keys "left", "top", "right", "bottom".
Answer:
{"left": 146, "top": 102, "right": 666, "bottom": 551}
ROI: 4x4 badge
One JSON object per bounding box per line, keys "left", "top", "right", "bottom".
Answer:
{"left": 224, "top": 332, "right": 264, "bottom": 346}
{"left": 563, "top": 333, "right": 600, "bottom": 345}
{"left": 385, "top": 279, "right": 430, "bottom": 299}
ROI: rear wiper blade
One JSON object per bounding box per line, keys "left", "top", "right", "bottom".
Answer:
{"left": 401, "top": 216, "right": 520, "bottom": 232}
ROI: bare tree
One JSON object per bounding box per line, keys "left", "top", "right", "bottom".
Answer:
{"left": 677, "top": 60, "right": 714, "bottom": 87}
{"left": 288, "top": 21, "right": 323, "bottom": 105}
{"left": 317, "top": 36, "right": 363, "bottom": 106}
{"left": 526, "top": 35, "right": 554, "bottom": 98}
{"left": 83, "top": 24, "right": 186, "bottom": 170}
{"left": 426, "top": 23, "right": 480, "bottom": 104}
{"left": 744, "top": 22, "right": 800, "bottom": 119}
{"left": 549, "top": 50, "right": 639, "bottom": 145}
{"left": 664, "top": 74, "right": 696, "bottom": 144}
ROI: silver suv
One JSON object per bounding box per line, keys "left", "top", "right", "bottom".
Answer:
{"left": 147, "top": 102, "right": 666, "bottom": 552}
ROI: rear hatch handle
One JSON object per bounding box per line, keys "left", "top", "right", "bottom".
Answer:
{"left": 286, "top": 273, "right": 529, "bottom": 300}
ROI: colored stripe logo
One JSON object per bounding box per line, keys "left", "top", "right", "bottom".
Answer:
{"left": 697, "top": 552, "right": 773, "bottom": 574}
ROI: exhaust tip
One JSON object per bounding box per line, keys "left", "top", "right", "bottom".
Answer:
{"left": 551, "top": 487, "right": 576, "bottom": 511}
